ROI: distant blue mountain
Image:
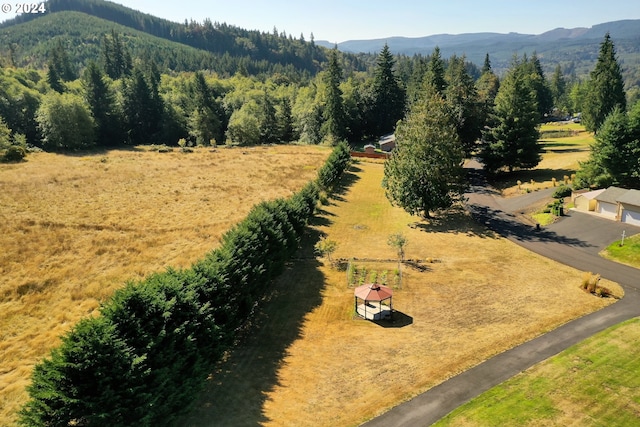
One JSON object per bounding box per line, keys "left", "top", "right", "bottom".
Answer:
{"left": 318, "top": 19, "right": 640, "bottom": 76}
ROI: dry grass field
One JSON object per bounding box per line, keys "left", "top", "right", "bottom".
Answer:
{"left": 181, "top": 161, "right": 621, "bottom": 427}
{"left": 0, "top": 144, "right": 330, "bottom": 425}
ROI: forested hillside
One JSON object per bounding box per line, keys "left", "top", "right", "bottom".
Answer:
{"left": 0, "top": 0, "right": 372, "bottom": 79}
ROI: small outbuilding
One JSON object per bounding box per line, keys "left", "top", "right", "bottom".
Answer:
{"left": 354, "top": 283, "right": 393, "bottom": 320}
{"left": 379, "top": 134, "right": 396, "bottom": 152}
{"left": 573, "top": 188, "right": 605, "bottom": 212}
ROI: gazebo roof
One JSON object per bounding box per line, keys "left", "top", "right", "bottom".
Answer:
{"left": 354, "top": 283, "right": 393, "bottom": 302}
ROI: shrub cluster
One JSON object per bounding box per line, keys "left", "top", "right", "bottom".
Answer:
{"left": 19, "top": 145, "right": 349, "bottom": 426}
{"left": 552, "top": 185, "right": 572, "bottom": 199}
{"left": 316, "top": 141, "right": 351, "bottom": 191}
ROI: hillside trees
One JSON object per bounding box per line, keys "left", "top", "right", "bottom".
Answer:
{"left": 480, "top": 57, "right": 541, "bottom": 173}
{"left": 383, "top": 85, "right": 466, "bottom": 218}
{"left": 102, "top": 29, "right": 133, "bottom": 79}
{"left": 582, "top": 33, "right": 626, "bottom": 132}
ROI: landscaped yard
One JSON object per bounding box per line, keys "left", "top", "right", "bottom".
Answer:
{"left": 0, "top": 145, "right": 330, "bottom": 426}
{"left": 601, "top": 233, "right": 640, "bottom": 268}
{"left": 433, "top": 318, "right": 640, "bottom": 427}
{"left": 180, "top": 160, "right": 621, "bottom": 427}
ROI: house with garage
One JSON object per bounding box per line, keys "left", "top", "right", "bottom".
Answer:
{"left": 594, "top": 186, "right": 629, "bottom": 220}
{"left": 616, "top": 189, "right": 640, "bottom": 227}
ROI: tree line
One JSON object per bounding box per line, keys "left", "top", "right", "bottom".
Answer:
{"left": 384, "top": 33, "right": 637, "bottom": 218}
{"left": 18, "top": 142, "right": 351, "bottom": 426}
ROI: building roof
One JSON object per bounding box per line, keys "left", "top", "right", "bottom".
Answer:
{"left": 617, "top": 189, "right": 640, "bottom": 207}
{"left": 354, "top": 283, "right": 393, "bottom": 302}
{"left": 575, "top": 189, "right": 605, "bottom": 200}
{"left": 594, "top": 186, "right": 629, "bottom": 204}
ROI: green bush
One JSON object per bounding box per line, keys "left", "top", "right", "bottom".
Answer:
{"left": 552, "top": 185, "right": 572, "bottom": 198}
{"left": 2, "top": 145, "right": 27, "bottom": 162}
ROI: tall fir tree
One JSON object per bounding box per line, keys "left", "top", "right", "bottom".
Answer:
{"left": 322, "top": 48, "right": 347, "bottom": 143}
{"left": 368, "top": 44, "right": 406, "bottom": 137}
{"left": 524, "top": 53, "right": 554, "bottom": 119}
{"left": 188, "top": 72, "right": 224, "bottom": 145}
{"left": 445, "top": 55, "right": 482, "bottom": 155}
{"left": 121, "top": 65, "right": 164, "bottom": 145}
{"left": 82, "top": 61, "right": 123, "bottom": 146}
{"left": 480, "top": 60, "right": 541, "bottom": 173}
{"left": 583, "top": 33, "right": 626, "bottom": 132}
{"left": 550, "top": 64, "right": 569, "bottom": 114}
{"left": 101, "top": 30, "right": 133, "bottom": 80}
{"left": 423, "top": 47, "right": 447, "bottom": 96}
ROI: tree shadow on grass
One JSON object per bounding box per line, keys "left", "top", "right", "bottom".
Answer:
{"left": 409, "top": 205, "right": 499, "bottom": 239}
{"left": 329, "top": 165, "right": 363, "bottom": 202}
{"left": 178, "top": 228, "right": 328, "bottom": 426}
{"left": 372, "top": 310, "right": 413, "bottom": 328}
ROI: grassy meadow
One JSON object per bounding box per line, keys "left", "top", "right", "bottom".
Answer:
{"left": 181, "top": 161, "right": 621, "bottom": 427}
{"left": 433, "top": 318, "right": 640, "bottom": 427}
{"left": 0, "top": 144, "right": 330, "bottom": 425}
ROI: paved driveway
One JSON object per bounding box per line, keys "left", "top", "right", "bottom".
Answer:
{"left": 361, "top": 170, "right": 640, "bottom": 427}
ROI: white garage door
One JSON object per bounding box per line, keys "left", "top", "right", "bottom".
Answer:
{"left": 622, "top": 208, "right": 640, "bottom": 227}
{"left": 598, "top": 202, "right": 618, "bottom": 219}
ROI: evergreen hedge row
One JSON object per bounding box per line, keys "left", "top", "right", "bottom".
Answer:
{"left": 19, "top": 143, "right": 350, "bottom": 427}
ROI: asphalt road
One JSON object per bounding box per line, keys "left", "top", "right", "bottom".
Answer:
{"left": 361, "top": 168, "right": 640, "bottom": 427}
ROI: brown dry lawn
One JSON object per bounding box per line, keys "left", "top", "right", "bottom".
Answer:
{"left": 182, "top": 161, "right": 621, "bottom": 427}
{"left": 0, "top": 145, "right": 330, "bottom": 425}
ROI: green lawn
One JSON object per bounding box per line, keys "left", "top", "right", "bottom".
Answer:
{"left": 433, "top": 319, "right": 640, "bottom": 427}
{"left": 601, "top": 233, "right": 640, "bottom": 268}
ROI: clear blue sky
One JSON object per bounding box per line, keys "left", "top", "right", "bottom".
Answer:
{"left": 3, "top": 0, "right": 640, "bottom": 42}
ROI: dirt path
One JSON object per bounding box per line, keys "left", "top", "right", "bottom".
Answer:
{"left": 361, "top": 165, "right": 640, "bottom": 427}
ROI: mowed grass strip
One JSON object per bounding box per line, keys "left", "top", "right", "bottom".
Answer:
{"left": 0, "top": 145, "right": 330, "bottom": 425}
{"left": 433, "top": 318, "right": 640, "bottom": 427}
{"left": 601, "top": 233, "right": 640, "bottom": 268}
{"left": 182, "top": 161, "right": 621, "bottom": 427}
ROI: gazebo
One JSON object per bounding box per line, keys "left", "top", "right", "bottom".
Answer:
{"left": 354, "top": 283, "right": 393, "bottom": 320}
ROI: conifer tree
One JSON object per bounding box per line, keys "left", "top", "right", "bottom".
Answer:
{"left": 101, "top": 30, "right": 133, "bottom": 79}
{"left": 583, "top": 33, "right": 626, "bottom": 132}
{"left": 445, "top": 55, "right": 482, "bottom": 155}
{"left": 423, "top": 47, "right": 447, "bottom": 96}
{"left": 480, "top": 60, "right": 541, "bottom": 173}
{"left": 322, "top": 48, "right": 347, "bottom": 143}
{"left": 188, "top": 72, "right": 223, "bottom": 145}
{"left": 369, "top": 44, "right": 406, "bottom": 137}
{"left": 82, "top": 61, "right": 123, "bottom": 146}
